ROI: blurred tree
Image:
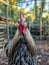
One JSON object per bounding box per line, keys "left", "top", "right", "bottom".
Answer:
{"left": 24, "top": 12, "right": 35, "bottom": 30}
{"left": 39, "top": 0, "right": 45, "bottom": 39}
{"left": 34, "top": 0, "right": 37, "bottom": 21}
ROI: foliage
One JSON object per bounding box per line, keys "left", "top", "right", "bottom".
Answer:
{"left": 0, "top": 0, "right": 49, "bottom": 36}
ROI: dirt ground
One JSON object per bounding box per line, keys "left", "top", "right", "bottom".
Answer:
{"left": 35, "top": 40, "right": 49, "bottom": 65}
{"left": 0, "top": 40, "right": 49, "bottom": 65}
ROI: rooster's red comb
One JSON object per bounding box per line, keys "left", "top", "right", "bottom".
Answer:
{"left": 20, "top": 12, "right": 23, "bottom": 19}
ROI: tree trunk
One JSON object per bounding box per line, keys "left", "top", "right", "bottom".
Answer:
{"left": 48, "top": 2, "right": 49, "bottom": 36}
{"left": 5, "top": 3, "right": 9, "bottom": 40}
{"left": 34, "top": 0, "right": 37, "bottom": 21}
{"left": 39, "top": 0, "right": 45, "bottom": 39}
{"left": 48, "top": 16, "right": 49, "bottom": 35}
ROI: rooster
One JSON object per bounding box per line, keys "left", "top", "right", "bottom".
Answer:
{"left": 5, "top": 12, "right": 37, "bottom": 58}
